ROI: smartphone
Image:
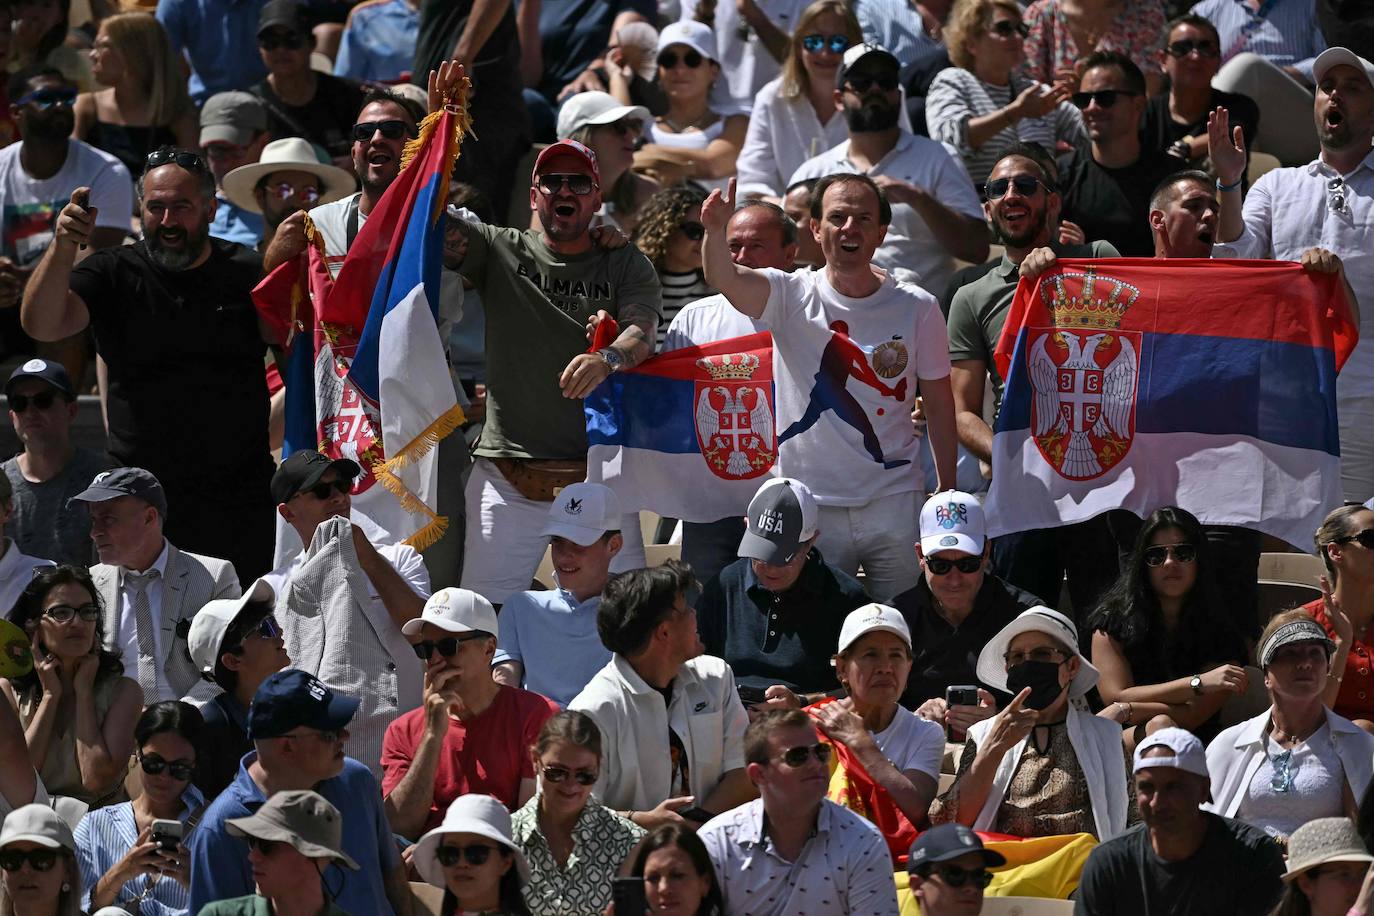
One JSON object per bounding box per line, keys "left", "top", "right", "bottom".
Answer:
{"left": 611, "top": 875, "right": 648, "bottom": 915}
{"left": 678, "top": 805, "right": 714, "bottom": 824}
{"left": 945, "top": 685, "right": 980, "bottom": 742}
{"left": 737, "top": 685, "right": 768, "bottom": 706}
{"left": 150, "top": 819, "right": 182, "bottom": 852}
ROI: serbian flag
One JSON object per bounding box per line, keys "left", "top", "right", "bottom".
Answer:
{"left": 254, "top": 97, "right": 470, "bottom": 549}
{"left": 585, "top": 332, "right": 778, "bottom": 522}
{"left": 986, "top": 259, "right": 1357, "bottom": 547}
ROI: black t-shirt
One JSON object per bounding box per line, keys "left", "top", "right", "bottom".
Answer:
{"left": 535, "top": 0, "right": 656, "bottom": 101}
{"left": 251, "top": 74, "right": 365, "bottom": 161}
{"left": 1058, "top": 149, "right": 1179, "bottom": 257}
{"left": 1319, "top": 0, "right": 1374, "bottom": 60}
{"left": 1075, "top": 813, "right": 1284, "bottom": 916}
{"left": 1141, "top": 89, "right": 1259, "bottom": 163}
{"left": 413, "top": 0, "right": 521, "bottom": 111}
{"left": 69, "top": 238, "right": 270, "bottom": 481}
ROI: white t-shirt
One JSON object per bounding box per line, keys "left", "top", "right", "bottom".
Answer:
{"left": 0, "top": 139, "right": 131, "bottom": 266}
{"left": 662, "top": 292, "right": 766, "bottom": 352}
{"left": 680, "top": 0, "right": 811, "bottom": 116}
{"left": 872, "top": 704, "right": 944, "bottom": 779}
{"left": 760, "top": 266, "right": 950, "bottom": 505}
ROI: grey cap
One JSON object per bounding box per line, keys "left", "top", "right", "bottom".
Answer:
{"left": 0, "top": 805, "right": 75, "bottom": 853}
{"left": 737, "top": 478, "right": 819, "bottom": 567}
{"left": 200, "top": 92, "right": 268, "bottom": 147}
{"left": 71, "top": 467, "right": 167, "bottom": 518}
{"left": 226, "top": 790, "right": 359, "bottom": 869}
{"left": 1259, "top": 617, "right": 1336, "bottom": 668}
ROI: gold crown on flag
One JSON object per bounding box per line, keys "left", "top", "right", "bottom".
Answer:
{"left": 1041, "top": 268, "right": 1139, "bottom": 331}
{"left": 696, "top": 353, "right": 760, "bottom": 380}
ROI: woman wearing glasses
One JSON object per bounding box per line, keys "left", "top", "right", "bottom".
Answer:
{"left": 0, "top": 804, "right": 83, "bottom": 916}
{"left": 1, "top": 565, "right": 140, "bottom": 807}
{"left": 75, "top": 701, "right": 203, "bottom": 915}
{"left": 414, "top": 793, "right": 532, "bottom": 916}
{"left": 925, "top": 0, "right": 1085, "bottom": 186}
{"left": 1206, "top": 610, "right": 1374, "bottom": 842}
{"left": 1088, "top": 506, "right": 1250, "bottom": 745}
{"left": 553, "top": 91, "right": 660, "bottom": 235}
{"left": 1306, "top": 505, "right": 1374, "bottom": 729}
{"left": 632, "top": 186, "right": 712, "bottom": 347}
{"left": 510, "top": 712, "right": 644, "bottom": 915}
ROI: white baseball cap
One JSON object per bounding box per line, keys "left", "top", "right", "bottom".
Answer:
{"left": 975, "top": 606, "right": 1100, "bottom": 698}
{"left": 656, "top": 20, "right": 716, "bottom": 62}
{"left": 556, "top": 91, "right": 651, "bottom": 140}
{"left": 919, "top": 491, "right": 985, "bottom": 557}
{"left": 1314, "top": 47, "right": 1374, "bottom": 88}
{"left": 187, "top": 579, "right": 276, "bottom": 675}
{"left": 401, "top": 587, "right": 499, "bottom": 639}
{"left": 540, "top": 482, "right": 622, "bottom": 546}
{"left": 1133, "top": 727, "right": 1208, "bottom": 780}
{"left": 837, "top": 603, "right": 911, "bottom": 654}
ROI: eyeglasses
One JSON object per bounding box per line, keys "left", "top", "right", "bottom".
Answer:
{"left": 9, "top": 391, "right": 61, "bottom": 412}
{"left": 267, "top": 181, "right": 323, "bottom": 204}
{"left": 245, "top": 836, "right": 283, "bottom": 855}
{"left": 603, "top": 118, "right": 642, "bottom": 137}
{"left": 351, "top": 119, "right": 415, "bottom": 142}
{"left": 282, "top": 729, "right": 343, "bottom": 744}
{"left": 541, "top": 764, "right": 598, "bottom": 785}
{"left": 776, "top": 742, "right": 832, "bottom": 767}
{"left": 987, "top": 20, "right": 1029, "bottom": 38}
{"left": 298, "top": 478, "right": 351, "bottom": 500}
{"left": 145, "top": 147, "right": 210, "bottom": 175}
{"left": 925, "top": 555, "right": 983, "bottom": 576}
{"left": 679, "top": 222, "right": 705, "bottom": 241}
{"left": 932, "top": 864, "right": 994, "bottom": 888}
{"left": 1335, "top": 528, "right": 1374, "bottom": 549}
{"left": 44, "top": 603, "right": 99, "bottom": 623}
{"left": 1165, "top": 39, "right": 1219, "bottom": 58}
{"left": 536, "top": 173, "right": 596, "bottom": 196}
{"left": 0, "top": 850, "right": 57, "bottom": 872}
{"left": 657, "top": 49, "right": 704, "bottom": 69}
{"left": 436, "top": 844, "right": 500, "bottom": 867}
{"left": 1070, "top": 89, "right": 1140, "bottom": 109}
{"left": 801, "top": 33, "right": 850, "bottom": 54}
{"left": 1003, "top": 647, "right": 1066, "bottom": 666}
{"left": 139, "top": 752, "right": 196, "bottom": 781}
{"left": 16, "top": 87, "right": 75, "bottom": 109}
{"left": 412, "top": 632, "right": 489, "bottom": 659}
{"left": 1270, "top": 748, "right": 1294, "bottom": 793}
{"left": 984, "top": 175, "right": 1046, "bottom": 200}
{"left": 1143, "top": 543, "right": 1196, "bottom": 567}
{"left": 1329, "top": 176, "right": 1349, "bottom": 215}
{"left": 258, "top": 31, "right": 307, "bottom": 51}
{"left": 844, "top": 72, "right": 900, "bottom": 93}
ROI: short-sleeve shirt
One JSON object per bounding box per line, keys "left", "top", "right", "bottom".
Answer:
{"left": 458, "top": 224, "right": 662, "bottom": 460}
{"left": 758, "top": 266, "right": 951, "bottom": 505}
{"left": 250, "top": 75, "right": 366, "bottom": 161}
{"left": 0, "top": 139, "right": 130, "bottom": 266}
{"left": 334, "top": 0, "right": 420, "bottom": 83}
{"left": 1309, "top": 597, "right": 1374, "bottom": 721}
{"left": 496, "top": 588, "right": 611, "bottom": 707}
{"left": 3, "top": 448, "right": 111, "bottom": 565}
{"left": 380, "top": 685, "right": 559, "bottom": 830}
{"left": 872, "top": 705, "right": 944, "bottom": 778}
{"left": 1058, "top": 150, "right": 1179, "bottom": 257}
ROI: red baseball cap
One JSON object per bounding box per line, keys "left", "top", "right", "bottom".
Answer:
{"left": 532, "top": 139, "right": 600, "bottom": 186}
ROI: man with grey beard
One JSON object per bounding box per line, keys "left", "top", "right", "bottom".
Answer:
{"left": 20, "top": 147, "right": 276, "bottom": 584}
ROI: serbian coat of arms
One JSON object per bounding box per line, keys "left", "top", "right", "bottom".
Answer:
{"left": 693, "top": 352, "right": 776, "bottom": 480}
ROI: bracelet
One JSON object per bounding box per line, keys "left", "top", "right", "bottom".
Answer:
{"left": 1216, "top": 175, "right": 1243, "bottom": 192}
{"left": 1118, "top": 701, "right": 1133, "bottom": 724}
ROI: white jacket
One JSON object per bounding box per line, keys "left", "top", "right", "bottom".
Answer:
{"left": 966, "top": 704, "right": 1129, "bottom": 840}
{"left": 1205, "top": 707, "right": 1374, "bottom": 818}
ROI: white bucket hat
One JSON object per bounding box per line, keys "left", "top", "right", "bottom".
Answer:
{"left": 975, "top": 606, "right": 1099, "bottom": 698}
{"left": 412, "top": 794, "right": 530, "bottom": 889}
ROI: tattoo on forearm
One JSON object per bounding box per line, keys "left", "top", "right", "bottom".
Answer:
{"left": 613, "top": 302, "right": 659, "bottom": 367}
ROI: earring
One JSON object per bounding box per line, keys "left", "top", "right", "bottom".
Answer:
{"left": 61, "top": 882, "right": 70, "bottom": 892}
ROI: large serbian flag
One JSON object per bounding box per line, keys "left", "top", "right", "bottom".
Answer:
{"left": 986, "top": 259, "right": 1357, "bottom": 548}
{"left": 254, "top": 98, "right": 469, "bottom": 549}
{"left": 585, "top": 332, "right": 778, "bottom": 522}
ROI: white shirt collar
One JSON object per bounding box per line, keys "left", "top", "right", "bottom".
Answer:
{"left": 1306, "top": 148, "right": 1374, "bottom": 178}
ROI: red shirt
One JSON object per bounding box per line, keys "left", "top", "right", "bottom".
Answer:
{"left": 1307, "top": 597, "right": 1374, "bottom": 720}
{"left": 380, "top": 685, "right": 558, "bottom": 832}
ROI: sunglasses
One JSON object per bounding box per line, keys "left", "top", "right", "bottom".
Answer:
{"left": 542, "top": 764, "right": 598, "bottom": 785}
{"left": 932, "top": 864, "right": 994, "bottom": 888}
{"left": 537, "top": 173, "right": 596, "bottom": 196}
{"left": 985, "top": 175, "right": 1045, "bottom": 200}
{"left": 1335, "top": 528, "right": 1374, "bottom": 549}
{"left": 844, "top": 72, "right": 900, "bottom": 93}
{"left": 258, "top": 31, "right": 307, "bottom": 50}
{"left": 436, "top": 844, "right": 501, "bottom": 867}
{"left": 657, "top": 49, "right": 704, "bottom": 69}
{"left": 603, "top": 118, "right": 642, "bottom": 137}
{"left": 412, "top": 632, "right": 488, "bottom": 659}
{"left": 925, "top": 555, "right": 983, "bottom": 575}
{"left": 1165, "top": 39, "right": 1219, "bottom": 58}
{"left": 298, "top": 477, "right": 351, "bottom": 501}
{"left": 1070, "top": 89, "right": 1140, "bottom": 109}
{"left": 9, "top": 391, "right": 61, "bottom": 412}
{"left": 777, "top": 742, "right": 832, "bottom": 767}
{"left": 1004, "top": 647, "right": 1066, "bottom": 666}
{"left": 146, "top": 147, "right": 210, "bottom": 175}
{"left": 801, "top": 33, "right": 849, "bottom": 54}
{"left": 229, "top": 614, "right": 283, "bottom": 651}
{"left": 245, "top": 836, "right": 283, "bottom": 855}
{"left": 0, "top": 850, "right": 57, "bottom": 872}
{"left": 1143, "top": 543, "right": 1196, "bottom": 567}
{"left": 267, "top": 181, "right": 322, "bottom": 204}
{"left": 679, "top": 222, "right": 705, "bottom": 241}
{"left": 16, "top": 87, "right": 75, "bottom": 109}
{"left": 1329, "top": 176, "right": 1349, "bottom": 215}
{"left": 139, "top": 752, "right": 196, "bottom": 781}
{"left": 44, "top": 603, "right": 99, "bottom": 623}
{"left": 1270, "top": 748, "right": 1294, "bottom": 793}
{"left": 351, "top": 119, "right": 414, "bottom": 142}
{"left": 988, "top": 20, "right": 1029, "bottom": 38}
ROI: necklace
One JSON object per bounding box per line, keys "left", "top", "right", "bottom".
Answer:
{"left": 661, "top": 110, "right": 713, "bottom": 133}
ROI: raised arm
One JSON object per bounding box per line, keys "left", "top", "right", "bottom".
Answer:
{"left": 701, "top": 179, "right": 772, "bottom": 319}
{"left": 21, "top": 188, "right": 94, "bottom": 341}
{"left": 1207, "top": 107, "right": 1247, "bottom": 246}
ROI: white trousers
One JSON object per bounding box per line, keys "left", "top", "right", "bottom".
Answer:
{"left": 814, "top": 490, "right": 921, "bottom": 602}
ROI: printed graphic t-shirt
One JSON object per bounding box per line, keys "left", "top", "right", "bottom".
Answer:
{"left": 0, "top": 139, "right": 131, "bottom": 266}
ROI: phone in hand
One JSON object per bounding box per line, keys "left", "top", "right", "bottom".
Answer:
{"left": 611, "top": 875, "right": 648, "bottom": 914}
{"left": 677, "top": 805, "right": 714, "bottom": 824}
{"left": 737, "top": 685, "right": 768, "bottom": 706}
{"left": 945, "top": 685, "right": 980, "bottom": 741}
{"left": 150, "top": 819, "right": 182, "bottom": 852}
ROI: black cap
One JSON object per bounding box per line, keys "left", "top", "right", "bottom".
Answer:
{"left": 6, "top": 358, "right": 73, "bottom": 398}
{"left": 258, "top": 0, "right": 310, "bottom": 35}
{"left": 271, "top": 450, "right": 361, "bottom": 505}
{"left": 907, "top": 824, "right": 1007, "bottom": 872}
{"left": 247, "top": 669, "right": 360, "bottom": 739}
{"left": 70, "top": 467, "right": 167, "bottom": 517}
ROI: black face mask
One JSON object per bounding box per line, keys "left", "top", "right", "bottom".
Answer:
{"left": 1005, "top": 660, "right": 1066, "bottom": 710}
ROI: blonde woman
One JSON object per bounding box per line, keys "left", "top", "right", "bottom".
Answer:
{"left": 73, "top": 12, "right": 197, "bottom": 181}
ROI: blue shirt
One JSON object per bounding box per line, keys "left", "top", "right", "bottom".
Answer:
{"left": 496, "top": 588, "right": 611, "bottom": 707}
{"left": 209, "top": 195, "right": 263, "bottom": 248}
{"left": 187, "top": 754, "right": 399, "bottom": 915}
{"left": 852, "top": 0, "right": 941, "bottom": 68}
{"left": 75, "top": 787, "right": 204, "bottom": 916}
{"left": 334, "top": 0, "right": 420, "bottom": 83}
{"left": 1190, "top": 0, "right": 1328, "bottom": 81}
{"left": 156, "top": 0, "right": 269, "bottom": 104}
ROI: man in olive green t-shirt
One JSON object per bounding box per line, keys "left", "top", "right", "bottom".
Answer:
{"left": 448, "top": 139, "right": 661, "bottom": 604}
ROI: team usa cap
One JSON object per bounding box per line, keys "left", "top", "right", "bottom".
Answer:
{"left": 737, "top": 477, "right": 818, "bottom": 566}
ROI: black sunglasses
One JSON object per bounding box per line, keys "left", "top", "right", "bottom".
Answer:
{"left": 245, "top": 836, "right": 283, "bottom": 855}
{"left": 436, "top": 844, "right": 501, "bottom": 867}
{"left": 988, "top": 20, "right": 1029, "bottom": 38}
{"left": 926, "top": 555, "right": 983, "bottom": 575}
{"left": 412, "top": 632, "right": 489, "bottom": 660}
{"left": 604, "top": 118, "right": 642, "bottom": 137}
{"left": 1070, "top": 89, "right": 1140, "bottom": 109}
{"left": 16, "top": 87, "right": 75, "bottom": 109}
{"left": 258, "top": 31, "right": 307, "bottom": 50}
{"left": 1165, "top": 39, "right": 1219, "bottom": 58}
{"left": 537, "top": 173, "right": 596, "bottom": 196}
{"left": 139, "top": 752, "right": 196, "bottom": 781}
{"left": 844, "top": 72, "right": 900, "bottom": 93}
{"left": 9, "top": 391, "right": 61, "bottom": 412}
{"left": 1335, "top": 529, "right": 1374, "bottom": 550}
{"left": 801, "top": 33, "right": 849, "bottom": 54}
{"left": 777, "top": 742, "right": 831, "bottom": 767}
{"left": 351, "top": 119, "right": 415, "bottom": 142}
{"left": 299, "top": 478, "right": 352, "bottom": 500}
{"left": 933, "top": 864, "right": 994, "bottom": 888}
{"left": 984, "top": 175, "right": 1046, "bottom": 200}
{"left": 146, "top": 147, "right": 210, "bottom": 175}
{"left": 0, "top": 850, "right": 57, "bottom": 872}
{"left": 657, "top": 49, "right": 704, "bottom": 69}
{"left": 1143, "top": 543, "right": 1196, "bottom": 567}
{"left": 44, "top": 603, "right": 99, "bottom": 623}
{"left": 542, "top": 764, "right": 598, "bottom": 785}
{"left": 679, "top": 222, "right": 705, "bottom": 241}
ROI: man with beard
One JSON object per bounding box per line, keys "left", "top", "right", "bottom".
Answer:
{"left": 787, "top": 44, "right": 986, "bottom": 298}
{"left": 220, "top": 137, "right": 355, "bottom": 253}
{"left": 20, "top": 148, "right": 277, "bottom": 583}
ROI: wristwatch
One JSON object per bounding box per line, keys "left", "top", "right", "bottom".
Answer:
{"left": 1190, "top": 675, "right": 1203, "bottom": 695}
{"left": 598, "top": 347, "right": 625, "bottom": 373}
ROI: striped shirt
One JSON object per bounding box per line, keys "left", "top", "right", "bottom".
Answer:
{"left": 851, "top": 0, "right": 942, "bottom": 68}
{"left": 75, "top": 787, "right": 204, "bottom": 916}
{"left": 657, "top": 269, "right": 714, "bottom": 349}
{"left": 1190, "top": 0, "right": 1328, "bottom": 81}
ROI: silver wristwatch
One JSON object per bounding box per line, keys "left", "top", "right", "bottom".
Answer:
{"left": 598, "top": 347, "right": 625, "bottom": 373}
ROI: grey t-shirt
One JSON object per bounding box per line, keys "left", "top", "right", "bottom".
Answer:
{"left": 3, "top": 448, "right": 113, "bottom": 565}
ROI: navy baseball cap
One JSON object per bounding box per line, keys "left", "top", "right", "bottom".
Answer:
{"left": 247, "top": 669, "right": 359, "bottom": 740}
{"left": 271, "top": 450, "right": 361, "bottom": 505}
{"left": 6, "top": 358, "right": 73, "bottom": 398}
{"left": 70, "top": 468, "right": 167, "bottom": 517}
{"left": 908, "top": 824, "right": 1006, "bottom": 872}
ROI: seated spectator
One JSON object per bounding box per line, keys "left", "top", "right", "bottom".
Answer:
{"left": 1076, "top": 727, "right": 1285, "bottom": 916}
{"left": 2, "top": 359, "right": 110, "bottom": 567}
{"left": 493, "top": 483, "right": 623, "bottom": 708}
{"left": 220, "top": 136, "right": 355, "bottom": 253}
{"left": 926, "top": 0, "right": 1085, "bottom": 187}
{"left": 780, "top": 178, "right": 823, "bottom": 268}
{"left": 639, "top": 22, "right": 748, "bottom": 194}
{"left": 1269, "top": 818, "right": 1374, "bottom": 916}
{"left": 333, "top": 0, "right": 419, "bottom": 84}
{"left": 697, "top": 708, "right": 900, "bottom": 915}
{"left": 73, "top": 13, "right": 198, "bottom": 183}
{"left": 8, "top": 0, "right": 92, "bottom": 91}
{"left": 0, "top": 692, "right": 46, "bottom": 818}
{"left": 697, "top": 477, "right": 865, "bottom": 700}
{"left": 931, "top": 607, "right": 1130, "bottom": 840}
{"left": 906, "top": 824, "right": 1006, "bottom": 916}
{"left": 411, "top": 794, "right": 532, "bottom": 916}
{"left": 683, "top": 0, "right": 800, "bottom": 118}
{"left": 75, "top": 701, "right": 202, "bottom": 915}
{"left": 1142, "top": 14, "right": 1258, "bottom": 171}
{"left": 0, "top": 473, "right": 55, "bottom": 613}
{"left": 77, "top": 467, "right": 240, "bottom": 706}
{"left": 1308, "top": 505, "right": 1374, "bottom": 728}
{"left": 198, "top": 790, "right": 358, "bottom": 916}
{"left": 895, "top": 490, "right": 1040, "bottom": 728}
{"left": 1057, "top": 51, "right": 1179, "bottom": 256}
{"left": 601, "top": 21, "right": 666, "bottom": 115}
{"left": 1089, "top": 506, "right": 1251, "bottom": 745}
{"left": 155, "top": 0, "right": 268, "bottom": 105}
{"left": 1022, "top": 0, "right": 1166, "bottom": 96}
{"left": 199, "top": 92, "right": 270, "bottom": 247}
{"left": 382, "top": 588, "right": 558, "bottom": 836}
{"left": 735, "top": 0, "right": 862, "bottom": 201}
{"left": 569, "top": 561, "right": 754, "bottom": 829}
{"left": 629, "top": 823, "right": 724, "bottom": 915}
{"left": 185, "top": 580, "right": 288, "bottom": 798}
{"left": 852, "top": 0, "right": 946, "bottom": 72}
{"left": 554, "top": 92, "right": 659, "bottom": 235}
{"left": 1205, "top": 611, "right": 1374, "bottom": 841}
{"left": 0, "top": 804, "right": 81, "bottom": 915}
{"left": 511, "top": 711, "right": 646, "bottom": 914}
{"left": 633, "top": 185, "right": 711, "bottom": 345}
{"left": 188, "top": 670, "right": 408, "bottom": 915}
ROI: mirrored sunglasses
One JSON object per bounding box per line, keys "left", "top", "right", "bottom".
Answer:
{"left": 1143, "top": 544, "right": 1196, "bottom": 567}
{"left": 542, "top": 764, "right": 598, "bottom": 785}
{"left": 268, "top": 182, "right": 323, "bottom": 203}
{"left": 16, "top": 88, "right": 75, "bottom": 109}
{"left": 801, "top": 33, "right": 849, "bottom": 54}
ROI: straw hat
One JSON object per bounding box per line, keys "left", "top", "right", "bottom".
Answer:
{"left": 1284, "top": 817, "right": 1374, "bottom": 880}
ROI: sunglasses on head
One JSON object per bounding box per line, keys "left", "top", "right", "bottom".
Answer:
{"left": 537, "top": 173, "right": 596, "bottom": 196}
{"left": 412, "top": 632, "right": 488, "bottom": 659}
{"left": 351, "top": 119, "right": 414, "bottom": 142}
{"left": 0, "top": 850, "right": 57, "bottom": 872}
{"left": 985, "top": 175, "right": 1045, "bottom": 200}
{"left": 801, "top": 33, "right": 849, "bottom": 54}
{"left": 932, "top": 864, "right": 994, "bottom": 888}
{"left": 1143, "top": 543, "right": 1196, "bottom": 566}
{"left": 844, "top": 72, "right": 900, "bottom": 93}
{"left": 926, "top": 555, "right": 983, "bottom": 575}
{"left": 245, "top": 836, "right": 284, "bottom": 855}
{"left": 436, "top": 844, "right": 501, "bottom": 867}
{"left": 777, "top": 742, "right": 831, "bottom": 767}
{"left": 139, "top": 752, "right": 196, "bottom": 781}
{"left": 1165, "top": 39, "right": 1219, "bottom": 58}
{"left": 16, "top": 87, "right": 75, "bottom": 109}
{"left": 657, "top": 48, "right": 705, "bottom": 69}
{"left": 258, "top": 30, "right": 307, "bottom": 50}
{"left": 679, "top": 222, "right": 705, "bottom": 241}
{"left": 44, "top": 603, "right": 99, "bottom": 623}
{"left": 267, "top": 181, "right": 322, "bottom": 204}
{"left": 146, "top": 147, "right": 210, "bottom": 175}
{"left": 1334, "top": 528, "right": 1374, "bottom": 550}
{"left": 9, "top": 391, "right": 61, "bottom": 412}
{"left": 988, "top": 20, "right": 1028, "bottom": 38}
{"left": 298, "top": 477, "right": 351, "bottom": 500}
{"left": 542, "top": 764, "right": 598, "bottom": 785}
{"left": 1070, "top": 89, "right": 1140, "bottom": 109}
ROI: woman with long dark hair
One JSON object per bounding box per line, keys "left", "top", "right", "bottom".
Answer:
{"left": 413, "top": 794, "right": 532, "bottom": 916}
{"left": 629, "top": 823, "right": 723, "bottom": 916}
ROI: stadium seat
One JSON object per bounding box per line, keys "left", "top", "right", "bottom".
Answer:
{"left": 1258, "top": 551, "right": 1324, "bottom": 588}
{"left": 980, "top": 897, "right": 1075, "bottom": 915}
{"left": 1247, "top": 151, "right": 1282, "bottom": 186}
